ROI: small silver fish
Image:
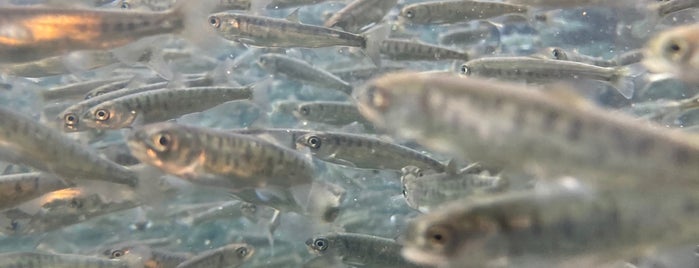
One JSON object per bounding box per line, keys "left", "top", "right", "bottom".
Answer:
{"left": 175, "top": 243, "right": 254, "bottom": 268}
{"left": 40, "top": 75, "right": 134, "bottom": 102}
{"left": 0, "top": 252, "right": 132, "bottom": 268}
{"left": 400, "top": 0, "right": 528, "bottom": 25}
{"left": 257, "top": 54, "right": 353, "bottom": 95}
{"left": 324, "top": 0, "right": 397, "bottom": 33}
{"left": 208, "top": 12, "right": 387, "bottom": 65}
{"left": 532, "top": 47, "right": 616, "bottom": 67}
{"left": 460, "top": 56, "right": 635, "bottom": 98}
{"left": 295, "top": 131, "right": 446, "bottom": 172}
{"left": 81, "top": 86, "right": 253, "bottom": 130}
{"left": 0, "top": 172, "right": 69, "bottom": 211}
{"left": 292, "top": 101, "right": 370, "bottom": 126}
{"left": 306, "top": 232, "right": 425, "bottom": 268}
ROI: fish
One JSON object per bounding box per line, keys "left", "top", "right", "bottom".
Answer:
{"left": 305, "top": 232, "right": 425, "bottom": 268}
{"left": 400, "top": 165, "right": 507, "bottom": 213}
{"left": 179, "top": 200, "right": 246, "bottom": 226}
{"left": 644, "top": 23, "right": 699, "bottom": 84}
{"left": 0, "top": 107, "right": 139, "bottom": 187}
{"left": 0, "top": 252, "right": 133, "bottom": 268}
{"left": 649, "top": 0, "right": 699, "bottom": 17}
{"left": 126, "top": 122, "right": 315, "bottom": 191}
{"left": 460, "top": 56, "right": 635, "bottom": 98}
{"left": 207, "top": 12, "right": 387, "bottom": 65}
{"left": 0, "top": 172, "right": 70, "bottom": 211}
{"left": 401, "top": 181, "right": 699, "bottom": 267}
{"left": 323, "top": 0, "right": 398, "bottom": 33}
{"left": 257, "top": 54, "right": 353, "bottom": 95}
{"left": 614, "top": 49, "right": 644, "bottom": 66}
{"left": 40, "top": 75, "right": 134, "bottom": 102}
{"left": 0, "top": 183, "right": 140, "bottom": 234}
{"left": 399, "top": 0, "right": 528, "bottom": 25}
{"left": 264, "top": 0, "right": 333, "bottom": 9}
{"left": 437, "top": 21, "right": 501, "bottom": 47}
{"left": 0, "top": 0, "right": 214, "bottom": 63}
{"left": 295, "top": 131, "right": 446, "bottom": 172}
{"left": 531, "top": 47, "right": 616, "bottom": 67}
{"left": 58, "top": 74, "right": 213, "bottom": 132}
{"left": 0, "top": 50, "right": 118, "bottom": 78}
{"left": 175, "top": 243, "right": 254, "bottom": 268}
{"left": 354, "top": 71, "right": 699, "bottom": 193}
{"left": 118, "top": 0, "right": 251, "bottom": 12}
{"left": 291, "top": 101, "right": 370, "bottom": 126}
{"left": 80, "top": 86, "right": 253, "bottom": 130}
{"left": 504, "top": 0, "right": 639, "bottom": 8}
{"left": 103, "top": 243, "right": 192, "bottom": 268}
{"left": 379, "top": 38, "right": 470, "bottom": 61}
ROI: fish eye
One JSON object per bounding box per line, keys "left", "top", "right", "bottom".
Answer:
{"left": 120, "top": 1, "right": 130, "bottom": 9}
{"left": 299, "top": 106, "right": 310, "bottom": 115}
{"left": 306, "top": 136, "right": 321, "bottom": 149}
{"left": 663, "top": 38, "right": 688, "bottom": 61}
{"left": 209, "top": 16, "right": 221, "bottom": 28}
{"left": 64, "top": 114, "right": 78, "bottom": 126}
{"left": 235, "top": 247, "right": 248, "bottom": 257}
{"left": 551, "top": 48, "right": 562, "bottom": 59}
{"left": 151, "top": 132, "right": 173, "bottom": 152}
{"left": 404, "top": 9, "right": 414, "bottom": 18}
{"left": 313, "top": 238, "right": 329, "bottom": 251}
{"left": 95, "top": 109, "right": 110, "bottom": 121}
{"left": 460, "top": 64, "right": 470, "bottom": 75}
{"left": 110, "top": 249, "right": 126, "bottom": 258}
{"left": 425, "top": 224, "right": 454, "bottom": 250}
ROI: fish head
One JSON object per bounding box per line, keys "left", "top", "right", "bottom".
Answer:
{"left": 402, "top": 204, "right": 499, "bottom": 267}
{"left": 295, "top": 133, "right": 327, "bottom": 156}
{"left": 209, "top": 13, "right": 243, "bottom": 36}
{"left": 83, "top": 102, "right": 136, "bottom": 130}
{"left": 292, "top": 103, "right": 312, "bottom": 119}
{"left": 256, "top": 54, "right": 278, "bottom": 71}
{"left": 58, "top": 107, "right": 86, "bottom": 132}
{"left": 305, "top": 235, "right": 333, "bottom": 255}
{"left": 223, "top": 243, "right": 256, "bottom": 264}
{"left": 644, "top": 25, "right": 699, "bottom": 82}
{"left": 126, "top": 123, "right": 203, "bottom": 176}
{"left": 354, "top": 73, "right": 406, "bottom": 128}
{"left": 399, "top": 4, "right": 429, "bottom": 24}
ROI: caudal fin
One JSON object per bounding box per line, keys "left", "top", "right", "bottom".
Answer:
{"left": 362, "top": 24, "right": 389, "bottom": 67}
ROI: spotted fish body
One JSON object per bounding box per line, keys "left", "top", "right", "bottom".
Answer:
{"left": 81, "top": 86, "right": 253, "bottom": 130}
{"left": 402, "top": 183, "right": 699, "bottom": 267}
{"left": 0, "top": 3, "right": 193, "bottom": 63}
{"left": 355, "top": 72, "right": 699, "bottom": 192}
{"left": 306, "top": 232, "right": 425, "bottom": 268}
{"left": 175, "top": 243, "right": 254, "bottom": 268}
{"left": 292, "top": 101, "right": 369, "bottom": 126}
{"left": 127, "top": 122, "right": 315, "bottom": 191}
{"left": 380, "top": 39, "right": 470, "bottom": 61}
{"left": 296, "top": 131, "right": 446, "bottom": 172}
{"left": 400, "top": 0, "right": 528, "bottom": 25}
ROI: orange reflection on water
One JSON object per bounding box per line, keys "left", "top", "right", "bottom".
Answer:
{"left": 0, "top": 14, "right": 102, "bottom": 46}
{"left": 39, "top": 188, "right": 82, "bottom": 204}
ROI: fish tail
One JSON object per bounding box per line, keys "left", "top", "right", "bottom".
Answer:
{"left": 611, "top": 66, "right": 635, "bottom": 99}
{"left": 361, "top": 24, "right": 389, "bottom": 67}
